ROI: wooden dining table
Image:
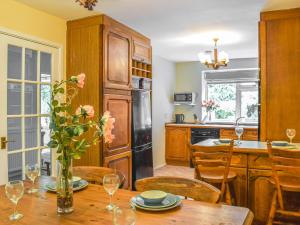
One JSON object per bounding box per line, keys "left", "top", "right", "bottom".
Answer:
{"left": 0, "top": 177, "right": 254, "bottom": 225}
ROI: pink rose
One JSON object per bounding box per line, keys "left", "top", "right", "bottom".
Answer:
{"left": 102, "top": 111, "right": 115, "bottom": 144}
{"left": 76, "top": 105, "right": 95, "bottom": 118}
{"left": 76, "top": 73, "right": 85, "bottom": 88}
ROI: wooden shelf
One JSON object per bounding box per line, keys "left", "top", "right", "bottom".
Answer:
{"left": 132, "top": 59, "right": 152, "bottom": 79}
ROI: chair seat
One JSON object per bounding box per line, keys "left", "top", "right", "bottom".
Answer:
{"left": 200, "top": 170, "right": 237, "bottom": 183}
{"left": 269, "top": 175, "right": 300, "bottom": 192}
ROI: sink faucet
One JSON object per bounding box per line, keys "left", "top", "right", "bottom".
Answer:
{"left": 235, "top": 117, "right": 245, "bottom": 126}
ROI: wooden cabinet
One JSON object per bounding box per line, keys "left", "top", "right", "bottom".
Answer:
{"left": 260, "top": 8, "right": 300, "bottom": 141}
{"left": 103, "top": 93, "right": 131, "bottom": 156}
{"left": 132, "top": 36, "right": 152, "bottom": 64}
{"left": 248, "top": 169, "right": 274, "bottom": 225}
{"left": 220, "top": 128, "right": 258, "bottom": 141}
{"left": 103, "top": 27, "right": 132, "bottom": 90}
{"left": 104, "top": 151, "right": 132, "bottom": 189}
{"left": 67, "top": 15, "right": 151, "bottom": 189}
{"left": 230, "top": 167, "right": 248, "bottom": 207}
{"left": 220, "top": 128, "right": 237, "bottom": 139}
{"left": 165, "top": 127, "right": 190, "bottom": 165}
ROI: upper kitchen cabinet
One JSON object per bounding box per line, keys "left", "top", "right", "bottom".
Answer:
{"left": 260, "top": 8, "right": 300, "bottom": 141}
{"left": 132, "top": 35, "right": 152, "bottom": 64}
{"left": 103, "top": 25, "right": 132, "bottom": 90}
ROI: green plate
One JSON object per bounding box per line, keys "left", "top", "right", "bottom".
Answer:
{"left": 131, "top": 194, "right": 182, "bottom": 211}
{"left": 44, "top": 179, "right": 88, "bottom": 192}
{"left": 134, "top": 193, "right": 177, "bottom": 209}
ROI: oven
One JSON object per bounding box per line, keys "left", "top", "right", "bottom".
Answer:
{"left": 190, "top": 128, "right": 220, "bottom": 167}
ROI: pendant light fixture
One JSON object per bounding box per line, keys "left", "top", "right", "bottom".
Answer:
{"left": 198, "top": 38, "right": 229, "bottom": 70}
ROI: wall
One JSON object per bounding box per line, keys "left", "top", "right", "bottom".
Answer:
{"left": 0, "top": 0, "right": 66, "bottom": 74}
{"left": 175, "top": 58, "right": 258, "bottom": 122}
{"left": 152, "top": 55, "right": 176, "bottom": 168}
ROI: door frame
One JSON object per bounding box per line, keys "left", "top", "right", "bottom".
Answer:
{"left": 0, "top": 26, "right": 63, "bottom": 184}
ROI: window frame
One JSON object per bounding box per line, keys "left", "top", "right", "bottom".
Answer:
{"left": 202, "top": 68, "right": 259, "bottom": 125}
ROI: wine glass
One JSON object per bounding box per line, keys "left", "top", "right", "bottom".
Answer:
{"left": 103, "top": 173, "right": 120, "bottom": 211}
{"left": 286, "top": 129, "right": 296, "bottom": 144}
{"left": 113, "top": 206, "right": 136, "bottom": 225}
{"left": 235, "top": 126, "right": 244, "bottom": 145}
{"left": 5, "top": 180, "right": 24, "bottom": 221}
{"left": 25, "top": 164, "right": 40, "bottom": 194}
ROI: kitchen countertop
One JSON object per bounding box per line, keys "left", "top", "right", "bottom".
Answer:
{"left": 191, "top": 139, "right": 267, "bottom": 154}
{"left": 165, "top": 123, "right": 258, "bottom": 130}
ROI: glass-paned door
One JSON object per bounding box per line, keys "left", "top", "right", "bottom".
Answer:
{"left": 0, "top": 33, "right": 60, "bottom": 184}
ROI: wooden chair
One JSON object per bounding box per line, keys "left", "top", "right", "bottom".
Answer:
{"left": 135, "top": 176, "right": 220, "bottom": 203}
{"left": 73, "top": 166, "right": 125, "bottom": 188}
{"left": 267, "top": 142, "right": 300, "bottom": 225}
{"left": 190, "top": 140, "right": 236, "bottom": 205}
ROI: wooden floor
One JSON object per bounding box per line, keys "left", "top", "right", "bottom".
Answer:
{"left": 154, "top": 165, "right": 194, "bottom": 179}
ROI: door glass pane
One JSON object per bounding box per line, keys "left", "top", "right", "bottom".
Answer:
{"left": 40, "top": 117, "right": 50, "bottom": 147}
{"left": 7, "top": 82, "right": 21, "bottom": 115}
{"left": 8, "top": 153, "right": 22, "bottom": 181}
{"left": 25, "top": 117, "right": 38, "bottom": 148}
{"left": 40, "top": 52, "right": 51, "bottom": 82}
{"left": 25, "top": 49, "right": 37, "bottom": 81}
{"left": 7, "top": 45, "right": 22, "bottom": 80}
{"left": 41, "top": 148, "right": 51, "bottom": 176}
{"left": 7, "top": 118, "right": 22, "bottom": 151}
{"left": 25, "top": 83, "right": 37, "bottom": 114}
{"left": 25, "top": 150, "right": 38, "bottom": 166}
{"left": 40, "top": 85, "right": 51, "bottom": 114}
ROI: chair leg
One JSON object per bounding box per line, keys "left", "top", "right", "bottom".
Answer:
{"left": 225, "top": 183, "right": 232, "bottom": 205}
{"left": 267, "top": 190, "right": 277, "bottom": 225}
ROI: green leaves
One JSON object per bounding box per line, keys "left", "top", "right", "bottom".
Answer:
{"left": 48, "top": 77, "right": 105, "bottom": 162}
{"left": 48, "top": 140, "right": 58, "bottom": 148}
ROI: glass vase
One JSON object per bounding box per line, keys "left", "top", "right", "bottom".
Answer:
{"left": 207, "top": 111, "right": 212, "bottom": 121}
{"left": 56, "top": 159, "right": 74, "bottom": 214}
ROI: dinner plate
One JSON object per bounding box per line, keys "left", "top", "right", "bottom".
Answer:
{"left": 131, "top": 194, "right": 182, "bottom": 211}
{"left": 272, "top": 141, "right": 289, "bottom": 147}
{"left": 134, "top": 193, "right": 177, "bottom": 209}
{"left": 213, "top": 141, "right": 237, "bottom": 146}
{"left": 44, "top": 179, "right": 89, "bottom": 192}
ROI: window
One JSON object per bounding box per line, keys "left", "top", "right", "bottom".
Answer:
{"left": 203, "top": 69, "right": 259, "bottom": 124}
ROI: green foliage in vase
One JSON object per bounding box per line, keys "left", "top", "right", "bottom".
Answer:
{"left": 47, "top": 73, "right": 115, "bottom": 164}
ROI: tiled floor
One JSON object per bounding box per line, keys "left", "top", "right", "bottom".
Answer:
{"left": 154, "top": 165, "right": 194, "bottom": 179}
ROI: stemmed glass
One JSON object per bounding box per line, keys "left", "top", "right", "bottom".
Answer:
{"left": 235, "top": 126, "right": 244, "bottom": 145}
{"left": 113, "top": 206, "right": 136, "bottom": 225}
{"left": 25, "top": 164, "right": 40, "bottom": 194}
{"left": 5, "top": 180, "right": 24, "bottom": 221}
{"left": 286, "top": 129, "right": 296, "bottom": 144}
{"left": 103, "top": 173, "right": 120, "bottom": 211}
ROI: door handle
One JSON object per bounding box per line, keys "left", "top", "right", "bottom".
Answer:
{"left": 1, "top": 137, "right": 15, "bottom": 149}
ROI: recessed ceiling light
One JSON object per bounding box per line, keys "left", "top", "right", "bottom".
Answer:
{"left": 176, "top": 30, "right": 242, "bottom": 45}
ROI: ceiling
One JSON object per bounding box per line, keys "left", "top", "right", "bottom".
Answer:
{"left": 15, "top": 0, "right": 300, "bottom": 62}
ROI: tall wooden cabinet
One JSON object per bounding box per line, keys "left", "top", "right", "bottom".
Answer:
{"left": 260, "top": 8, "right": 300, "bottom": 142}
{"left": 67, "top": 15, "right": 151, "bottom": 189}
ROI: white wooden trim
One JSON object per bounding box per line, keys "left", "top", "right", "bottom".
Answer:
{"left": 0, "top": 28, "right": 63, "bottom": 184}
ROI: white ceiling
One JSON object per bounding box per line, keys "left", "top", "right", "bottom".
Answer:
{"left": 15, "top": 0, "right": 300, "bottom": 62}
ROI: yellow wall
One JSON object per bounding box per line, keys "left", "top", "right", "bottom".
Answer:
{"left": 0, "top": 0, "right": 66, "bottom": 74}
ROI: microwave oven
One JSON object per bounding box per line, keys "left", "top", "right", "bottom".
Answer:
{"left": 174, "top": 92, "right": 196, "bottom": 105}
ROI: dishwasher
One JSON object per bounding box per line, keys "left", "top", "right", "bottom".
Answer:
{"left": 190, "top": 128, "right": 220, "bottom": 167}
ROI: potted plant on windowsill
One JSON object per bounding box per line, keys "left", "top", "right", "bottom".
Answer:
{"left": 47, "top": 73, "right": 115, "bottom": 214}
